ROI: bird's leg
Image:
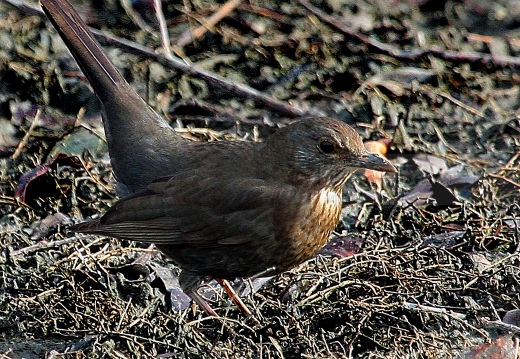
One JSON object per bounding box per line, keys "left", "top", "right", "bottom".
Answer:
{"left": 217, "top": 278, "right": 252, "bottom": 316}
{"left": 185, "top": 290, "right": 219, "bottom": 317}
{"left": 179, "top": 271, "right": 218, "bottom": 316}
{"left": 179, "top": 271, "right": 253, "bottom": 316}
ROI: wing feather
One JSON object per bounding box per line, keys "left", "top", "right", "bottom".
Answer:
{"left": 73, "top": 170, "right": 296, "bottom": 249}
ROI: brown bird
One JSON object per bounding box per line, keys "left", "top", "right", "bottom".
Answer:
{"left": 40, "top": 0, "right": 397, "bottom": 315}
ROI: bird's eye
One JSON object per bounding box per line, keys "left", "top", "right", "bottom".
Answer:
{"left": 319, "top": 140, "right": 335, "bottom": 153}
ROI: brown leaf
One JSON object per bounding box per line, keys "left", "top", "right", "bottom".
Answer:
{"left": 15, "top": 154, "right": 82, "bottom": 203}
{"left": 503, "top": 309, "right": 520, "bottom": 327}
{"left": 364, "top": 138, "right": 393, "bottom": 191}
{"left": 457, "top": 334, "right": 517, "bottom": 359}
{"left": 320, "top": 236, "right": 365, "bottom": 257}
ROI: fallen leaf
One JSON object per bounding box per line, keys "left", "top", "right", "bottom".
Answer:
{"left": 457, "top": 334, "right": 517, "bottom": 359}
{"left": 366, "top": 67, "right": 437, "bottom": 96}
{"left": 15, "top": 154, "right": 82, "bottom": 203}
{"left": 503, "top": 309, "right": 520, "bottom": 327}
{"left": 320, "top": 236, "right": 365, "bottom": 258}
{"left": 421, "top": 231, "right": 464, "bottom": 249}
{"left": 364, "top": 138, "right": 393, "bottom": 192}
{"left": 413, "top": 154, "right": 448, "bottom": 175}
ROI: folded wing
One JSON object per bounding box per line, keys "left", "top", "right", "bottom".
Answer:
{"left": 72, "top": 170, "right": 296, "bottom": 249}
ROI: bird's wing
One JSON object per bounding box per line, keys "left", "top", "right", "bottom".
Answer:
{"left": 72, "top": 170, "right": 297, "bottom": 248}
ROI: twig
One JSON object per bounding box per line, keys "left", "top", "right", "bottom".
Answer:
{"left": 500, "top": 148, "right": 520, "bottom": 174}
{"left": 120, "top": 0, "right": 155, "bottom": 36}
{"left": 12, "top": 108, "right": 42, "bottom": 160}
{"left": 404, "top": 302, "right": 466, "bottom": 319}
{"left": 404, "top": 302, "right": 489, "bottom": 338}
{"left": 4, "top": 0, "right": 317, "bottom": 118}
{"left": 239, "top": 3, "right": 290, "bottom": 24}
{"left": 73, "top": 106, "right": 86, "bottom": 127}
{"left": 153, "top": 0, "right": 173, "bottom": 59}
{"left": 98, "top": 34, "right": 316, "bottom": 117}
{"left": 11, "top": 236, "right": 79, "bottom": 256}
{"left": 74, "top": 156, "right": 114, "bottom": 195}
{"left": 467, "top": 33, "right": 520, "bottom": 48}
{"left": 177, "top": 0, "right": 242, "bottom": 47}
{"left": 435, "top": 91, "right": 485, "bottom": 118}
{"left": 53, "top": 236, "right": 103, "bottom": 267}
{"left": 0, "top": 195, "right": 29, "bottom": 207}
{"left": 296, "top": 0, "right": 520, "bottom": 68}
{"left": 488, "top": 173, "right": 520, "bottom": 189}
{"left": 482, "top": 319, "right": 520, "bottom": 334}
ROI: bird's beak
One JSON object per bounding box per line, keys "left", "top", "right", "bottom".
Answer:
{"left": 349, "top": 151, "right": 397, "bottom": 173}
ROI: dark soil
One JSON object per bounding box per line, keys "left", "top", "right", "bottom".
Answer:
{"left": 1, "top": 0, "right": 520, "bottom": 358}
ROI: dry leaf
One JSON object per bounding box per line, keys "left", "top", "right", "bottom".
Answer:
{"left": 364, "top": 138, "right": 393, "bottom": 192}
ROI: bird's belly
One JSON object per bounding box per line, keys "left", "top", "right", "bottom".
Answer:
{"left": 158, "top": 188, "right": 343, "bottom": 279}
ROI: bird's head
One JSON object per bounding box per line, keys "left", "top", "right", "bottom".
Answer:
{"left": 266, "top": 117, "right": 397, "bottom": 189}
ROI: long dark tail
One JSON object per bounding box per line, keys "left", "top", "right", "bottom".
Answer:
{"left": 40, "top": 0, "right": 125, "bottom": 102}
{"left": 40, "top": 0, "right": 183, "bottom": 192}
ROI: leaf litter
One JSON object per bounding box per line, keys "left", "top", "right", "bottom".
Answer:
{"left": 1, "top": 0, "right": 520, "bottom": 357}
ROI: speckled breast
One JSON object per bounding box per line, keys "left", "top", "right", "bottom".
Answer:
{"left": 277, "top": 187, "right": 343, "bottom": 271}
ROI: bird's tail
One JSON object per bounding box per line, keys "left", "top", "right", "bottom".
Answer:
{"left": 40, "top": 0, "right": 183, "bottom": 192}
{"left": 40, "top": 0, "right": 125, "bottom": 102}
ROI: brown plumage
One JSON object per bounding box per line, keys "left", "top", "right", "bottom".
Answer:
{"left": 40, "top": 0, "right": 397, "bottom": 315}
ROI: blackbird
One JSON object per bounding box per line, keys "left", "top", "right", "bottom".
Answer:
{"left": 40, "top": 0, "right": 397, "bottom": 315}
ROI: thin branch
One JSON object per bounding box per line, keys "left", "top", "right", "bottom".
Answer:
{"left": 11, "top": 236, "right": 78, "bottom": 256}
{"left": 12, "top": 108, "right": 42, "bottom": 160}
{"left": 4, "top": 0, "right": 318, "bottom": 118}
{"left": 296, "top": 0, "right": 520, "bottom": 68}
{"left": 153, "top": 0, "right": 173, "bottom": 59}
{"left": 177, "top": 0, "right": 242, "bottom": 47}
{"left": 120, "top": 0, "right": 155, "bottom": 36}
